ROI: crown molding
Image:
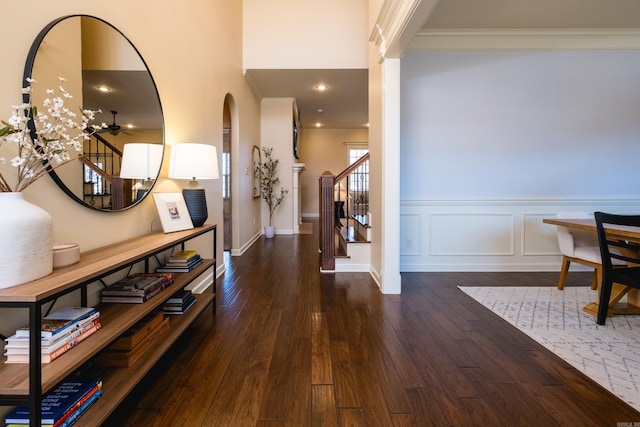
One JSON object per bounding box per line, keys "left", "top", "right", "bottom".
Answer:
{"left": 370, "top": 0, "right": 440, "bottom": 62}
{"left": 408, "top": 29, "right": 640, "bottom": 51}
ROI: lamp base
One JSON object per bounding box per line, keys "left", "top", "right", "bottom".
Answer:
{"left": 182, "top": 188, "right": 208, "bottom": 227}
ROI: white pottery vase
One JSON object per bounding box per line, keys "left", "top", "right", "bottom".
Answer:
{"left": 0, "top": 192, "right": 53, "bottom": 288}
{"left": 264, "top": 225, "right": 275, "bottom": 238}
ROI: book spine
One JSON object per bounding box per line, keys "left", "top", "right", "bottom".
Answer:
{"left": 5, "top": 319, "right": 101, "bottom": 355}
{"left": 46, "top": 319, "right": 100, "bottom": 354}
{"left": 4, "top": 379, "right": 101, "bottom": 422}
{"left": 57, "top": 388, "right": 102, "bottom": 427}
{"left": 101, "top": 277, "right": 168, "bottom": 297}
{"left": 15, "top": 309, "right": 97, "bottom": 338}
{"left": 52, "top": 383, "right": 102, "bottom": 427}
{"left": 44, "top": 312, "right": 100, "bottom": 347}
{"left": 47, "top": 323, "right": 101, "bottom": 362}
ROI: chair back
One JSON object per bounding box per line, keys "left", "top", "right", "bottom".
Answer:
{"left": 594, "top": 212, "right": 640, "bottom": 272}
{"left": 556, "top": 211, "right": 598, "bottom": 256}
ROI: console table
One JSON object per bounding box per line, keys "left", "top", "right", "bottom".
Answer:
{"left": 0, "top": 224, "right": 216, "bottom": 426}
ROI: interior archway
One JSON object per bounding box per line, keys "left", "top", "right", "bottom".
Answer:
{"left": 223, "top": 96, "right": 232, "bottom": 252}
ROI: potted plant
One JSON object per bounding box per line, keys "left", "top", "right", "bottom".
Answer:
{"left": 257, "top": 147, "right": 288, "bottom": 238}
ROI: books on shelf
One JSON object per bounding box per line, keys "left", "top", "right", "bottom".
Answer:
{"left": 15, "top": 307, "right": 97, "bottom": 339}
{"left": 95, "top": 316, "right": 170, "bottom": 367}
{"left": 168, "top": 249, "right": 199, "bottom": 262}
{"left": 163, "top": 289, "right": 197, "bottom": 315}
{"left": 156, "top": 255, "right": 203, "bottom": 273}
{"left": 5, "top": 314, "right": 100, "bottom": 353}
{"left": 4, "top": 322, "right": 101, "bottom": 364}
{"left": 100, "top": 273, "right": 172, "bottom": 304}
{"left": 4, "top": 378, "right": 102, "bottom": 426}
{"left": 7, "top": 311, "right": 100, "bottom": 348}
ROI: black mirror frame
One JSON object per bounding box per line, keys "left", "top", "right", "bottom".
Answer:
{"left": 23, "top": 14, "right": 165, "bottom": 212}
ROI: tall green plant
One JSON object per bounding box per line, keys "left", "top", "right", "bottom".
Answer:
{"left": 258, "top": 147, "right": 288, "bottom": 227}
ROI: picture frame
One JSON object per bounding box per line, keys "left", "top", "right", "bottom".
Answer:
{"left": 252, "top": 145, "right": 261, "bottom": 199}
{"left": 152, "top": 193, "right": 194, "bottom": 233}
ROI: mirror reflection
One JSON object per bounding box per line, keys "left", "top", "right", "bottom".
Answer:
{"left": 26, "top": 15, "right": 163, "bottom": 211}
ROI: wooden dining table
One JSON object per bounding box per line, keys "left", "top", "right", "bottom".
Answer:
{"left": 543, "top": 217, "right": 640, "bottom": 317}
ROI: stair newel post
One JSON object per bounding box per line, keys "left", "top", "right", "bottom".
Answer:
{"left": 319, "top": 172, "right": 335, "bottom": 270}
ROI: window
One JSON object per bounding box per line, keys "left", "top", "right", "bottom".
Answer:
{"left": 347, "top": 147, "right": 369, "bottom": 216}
{"left": 222, "top": 152, "right": 230, "bottom": 199}
{"left": 348, "top": 148, "right": 369, "bottom": 193}
{"left": 84, "top": 163, "right": 104, "bottom": 195}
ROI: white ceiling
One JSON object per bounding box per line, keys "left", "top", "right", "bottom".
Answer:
{"left": 244, "top": 68, "right": 368, "bottom": 130}
{"left": 245, "top": 0, "right": 640, "bottom": 130}
{"left": 421, "top": 0, "right": 640, "bottom": 30}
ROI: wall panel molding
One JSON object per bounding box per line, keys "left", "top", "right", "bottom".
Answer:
{"left": 400, "top": 197, "right": 640, "bottom": 272}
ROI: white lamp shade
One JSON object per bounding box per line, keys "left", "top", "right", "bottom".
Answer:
{"left": 169, "top": 143, "right": 220, "bottom": 180}
{"left": 120, "top": 143, "right": 163, "bottom": 179}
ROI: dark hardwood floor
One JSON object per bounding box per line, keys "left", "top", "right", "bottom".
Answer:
{"left": 107, "top": 221, "right": 640, "bottom": 426}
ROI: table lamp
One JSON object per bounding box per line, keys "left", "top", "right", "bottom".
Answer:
{"left": 119, "top": 143, "right": 163, "bottom": 201}
{"left": 168, "top": 143, "right": 219, "bottom": 227}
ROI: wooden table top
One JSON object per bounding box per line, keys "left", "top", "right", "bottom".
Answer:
{"left": 543, "top": 217, "right": 640, "bottom": 241}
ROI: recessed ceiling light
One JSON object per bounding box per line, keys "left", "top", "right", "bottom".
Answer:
{"left": 97, "top": 86, "right": 110, "bottom": 93}
{"left": 315, "top": 84, "right": 327, "bottom": 91}
{"left": 315, "top": 108, "right": 323, "bottom": 114}
{"left": 315, "top": 122, "right": 322, "bottom": 127}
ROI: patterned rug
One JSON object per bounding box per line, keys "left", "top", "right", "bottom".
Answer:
{"left": 458, "top": 286, "right": 640, "bottom": 411}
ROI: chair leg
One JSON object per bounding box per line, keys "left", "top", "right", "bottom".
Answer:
{"left": 557, "top": 256, "right": 571, "bottom": 290}
{"left": 597, "top": 278, "right": 613, "bottom": 325}
{"left": 591, "top": 267, "right": 600, "bottom": 290}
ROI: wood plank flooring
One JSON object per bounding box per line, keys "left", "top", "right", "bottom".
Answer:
{"left": 107, "top": 222, "right": 640, "bottom": 426}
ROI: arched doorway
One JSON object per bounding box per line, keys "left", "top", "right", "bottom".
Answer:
{"left": 223, "top": 97, "right": 232, "bottom": 252}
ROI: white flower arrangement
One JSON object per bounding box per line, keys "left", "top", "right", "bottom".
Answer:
{"left": 0, "top": 77, "right": 106, "bottom": 192}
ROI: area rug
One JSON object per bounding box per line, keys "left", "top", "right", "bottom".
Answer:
{"left": 458, "top": 286, "right": 640, "bottom": 411}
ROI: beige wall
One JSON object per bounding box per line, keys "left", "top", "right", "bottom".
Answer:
{"left": 297, "top": 128, "right": 368, "bottom": 217}
{"left": 260, "top": 98, "right": 295, "bottom": 231}
{"left": 243, "top": 0, "right": 369, "bottom": 69}
{"left": 0, "top": 1, "right": 262, "bottom": 337}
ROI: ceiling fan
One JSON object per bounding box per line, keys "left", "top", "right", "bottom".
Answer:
{"left": 100, "top": 110, "right": 130, "bottom": 136}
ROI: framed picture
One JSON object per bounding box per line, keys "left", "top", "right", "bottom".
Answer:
{"left": 152, "top": 193, "right": 194, "bottom": 233}
{"left": 252, "top": 145, "right": 261, "bottom": 199}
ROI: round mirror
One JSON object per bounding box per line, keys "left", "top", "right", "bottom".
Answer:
{"left": 24, "top": 15, "right": 164, "bottom": 211}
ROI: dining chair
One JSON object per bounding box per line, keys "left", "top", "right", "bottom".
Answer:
{"left": 555, "top": 211, "right": 604, "bottom": 291}
{"left": 594, "top": 211, "right": 640, "bottom": 325}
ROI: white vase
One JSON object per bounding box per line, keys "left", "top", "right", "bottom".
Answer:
{"left": 0, "top": 192, "right": 53, "bottom": 288}
{"left": 264, "top": 225, "right": 275, "bottom": 238}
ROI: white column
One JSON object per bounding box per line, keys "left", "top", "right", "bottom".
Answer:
{"left": 381, "top": 58, "right": 401, "bottom": 294}
{"left": 292, "top": 163, "right": 305, "bottom": 233}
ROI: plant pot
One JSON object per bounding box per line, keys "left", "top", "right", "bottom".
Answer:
{"left": 0, "top": 192, "right": 53, "bottom": 288}
{"left": 264, "top": 226, "right": 275, "bottom": 238}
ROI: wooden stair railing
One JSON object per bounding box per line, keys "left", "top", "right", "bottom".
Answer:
{"left": 78, "top": 155, "right": 113, "bottom": 183}
{"left": 82, "top": 132, "right": 131, "bottom": 209}
{"left": 319, "top": 152, "right": 370, "bottom": 270}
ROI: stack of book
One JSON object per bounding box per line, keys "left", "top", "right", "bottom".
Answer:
{"left": 163, "top": 289, "right": 196, "bottom": 315}
{"left": 100, "top": 273, "right": 173, "bottom": 304}
{"left": 156, "top": 250, "right": 203, "bottom": 273}
{"left": 4, "top": 378, "right": 102, "bottom": 426}
{"left": 95, "top": 310, "right": 169, "bottom": 367}
{"left": 4, "top": 307, "right": 101, "bottom": 364}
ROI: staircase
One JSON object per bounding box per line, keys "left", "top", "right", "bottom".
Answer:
{"left": 319, "top": 153, "right": 370, "bottom": 272}
{"left": 80, "top": 133, "right": 132, "bottom": 209}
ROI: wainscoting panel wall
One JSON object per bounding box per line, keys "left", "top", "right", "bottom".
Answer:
{"left": 400, "top": 198, "right": 640, "bottom": 272}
